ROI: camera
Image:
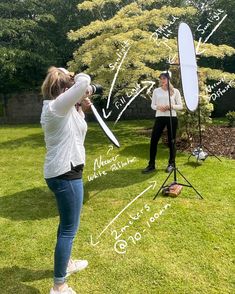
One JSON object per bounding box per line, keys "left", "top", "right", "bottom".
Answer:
{"left": 73, "top": 73, "right": 103, "bottom": 95}
{"left": 90, "top": 84, "right": 103, "bottom": 95}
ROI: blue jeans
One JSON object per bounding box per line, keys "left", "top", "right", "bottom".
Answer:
{"left": 46, "top": 177, "right": 84, "bottom": 285}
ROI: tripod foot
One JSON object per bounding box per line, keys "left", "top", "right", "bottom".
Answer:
{"left": 153, "top": 169, "right": 173, "bottom": 200}
{"left": 153, "top": 168, "right": 203, "bottom": 200}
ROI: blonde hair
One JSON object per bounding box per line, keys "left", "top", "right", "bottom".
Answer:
{"left": 41, "top": 67, "right": 73, "bottom": 99}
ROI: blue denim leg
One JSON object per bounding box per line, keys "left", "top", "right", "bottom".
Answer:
{"left": 46, "top": 178, "right": 83, "bottom": 285}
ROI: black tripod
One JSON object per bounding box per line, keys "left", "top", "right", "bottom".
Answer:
{"left": 188, "top": 103, "right": 222, "bottom": 162}
{"left": 153, "top": 68, "right": 203, "bottom": 200}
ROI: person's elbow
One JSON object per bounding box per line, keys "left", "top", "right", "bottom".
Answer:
{"left": 74, "top": 73, "right": 91, "bottom": 84}
{"left": 74, "top": 79, "right": 90, "bottom": 96}
{"left": 172, "top": 104, "right": 183, "bottom": 111}
{"left": 74, "top": 73, "right": 91, "bottom": 92}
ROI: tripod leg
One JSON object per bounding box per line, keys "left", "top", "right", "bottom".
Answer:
{"left": 153, "top": 169, "right": 174, "bottom": 200}
{"left": 195, "top": 146, "right": 200, "bottom": 163}
{"left": 176, "top": 168, "right": 203, "bottom": 199}
{"left": 203, "top": 145, "right": 222, "bottom": 162}
{"left": 188, "top": 153, "right": 192, "bottom": 162}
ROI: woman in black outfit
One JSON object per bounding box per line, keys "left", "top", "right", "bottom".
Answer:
{"left": 142, "top": 72, "right": 183, "bottom": 174}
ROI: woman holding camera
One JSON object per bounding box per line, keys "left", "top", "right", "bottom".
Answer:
{"left": 142, "top": 72, "right": 183, "bottom": 174}
{"left": 41, "top": 67, "right": 92, "bottom": 294}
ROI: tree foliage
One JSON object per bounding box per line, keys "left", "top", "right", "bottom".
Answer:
{"left": 67, "top": 0, "right": 235, "bottom": 136}
{"left": 68, "top": 1, "right": 235, "bottom": 94}
{"left": 0, "top": 0, "right": 83, "bottom": 93}
{"left": 0, "top": 0, "right": 234, "bottom": 133}
{"left": 0, "top": 0, "right": 51, "bottom": 92}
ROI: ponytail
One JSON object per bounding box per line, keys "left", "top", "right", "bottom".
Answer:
{"left": 41, "top": 67, "right": 73, "bottom": 99}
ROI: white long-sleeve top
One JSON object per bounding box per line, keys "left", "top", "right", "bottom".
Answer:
{"left": 40, "top": 73, "right": 91, "bottom": 179}
{"left": 151, "top": 87, "right": 183, "bottom": 117}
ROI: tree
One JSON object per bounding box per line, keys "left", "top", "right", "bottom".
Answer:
{"left": 0, "top": 0, "right": 52, "bottom": 93}
{"left": 69, "top": 3, "right": 234, "bottom": 93}
{"left": 68, "top": 0, "right": 235, "bottom": 84}
{"left": 185, "top": 0, "right": 235, "bottom": 47}
{"left": 0, "top": 0, "right": 85, "bottom": 94}
{"left": 67, "top": 0, "right": 235, "bottom": 139}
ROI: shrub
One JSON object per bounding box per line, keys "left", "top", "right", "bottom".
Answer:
{"left": 177, "top": 85, "right": 214, "bottom": 142}
{"left": 226, "top": 111, "right": 235, "bottom": 127}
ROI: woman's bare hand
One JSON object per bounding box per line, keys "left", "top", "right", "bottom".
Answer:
{"left": 164, "top": 105, "right": 171, "bottom": 111}
{"left": 158, "top": 105, "right": 170, "bottom": 112}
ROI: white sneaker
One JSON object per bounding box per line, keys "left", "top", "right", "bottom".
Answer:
{"left": 50, "top": 284, "right": 76, "bottom": 294}
{"left": 66, "top": 259, "right": 88, "bottom": 277}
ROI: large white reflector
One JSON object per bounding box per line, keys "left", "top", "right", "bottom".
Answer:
{"left": 91, "top": 104, "right": 120, "bottom": 148}
{"left": 178, "top": 22, "right": 199, "bottom": 112}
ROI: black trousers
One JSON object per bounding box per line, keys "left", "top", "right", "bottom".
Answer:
{"left": 148, "top": 116, "right": 178, "bottom": 167}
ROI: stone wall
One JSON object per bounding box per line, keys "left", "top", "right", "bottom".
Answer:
{"left": 1, "top": 92, "right": 44, "bottom": 124}
{"left": 0, "top": 91, "right": 155, "bottom": 124}
{"left": 0, "top": 88, "right": 234, "bottom": 124}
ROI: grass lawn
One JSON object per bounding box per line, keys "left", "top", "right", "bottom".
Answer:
{"left": 0, "top": 120, "right": 234, "bottom": 294}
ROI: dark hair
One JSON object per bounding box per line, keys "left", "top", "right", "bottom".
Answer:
{"left": 159, "top": 72, "right": 171, "bottom": 80}
{"left": 159, "top": 72, "right": 174, "bottom": 96}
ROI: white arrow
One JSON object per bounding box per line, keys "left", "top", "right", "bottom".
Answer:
{"left": 102, "top": 109, "right": 112, "bottom": 119}
{"left": 90, "top": 181, "right": 157, "bottom": 247}
{"left": 196, "top": 37, "right": 206, "bottom": 55}
{"left": 168, "top": 54, "right": 177, "bottom": 64}
{"left": 114, "top": 81, "right": 155, "bottom": 125}
{"left": 102, "top": 46, "right": 131, "bottom": 119}
{"left": 196, "top": 14, "right": 228, "bottom": 56}
{"left": 204, "top": 14, "right": 227, "bottom": 44}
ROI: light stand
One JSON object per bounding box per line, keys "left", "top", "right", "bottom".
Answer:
{"left": 188, "top": 102, "right": 222, "bottom": 162}
{"left": 153, "top": 66, "right": 203, "bottom": 200}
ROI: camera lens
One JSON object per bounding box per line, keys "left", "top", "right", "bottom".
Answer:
{"left": 91, "top": 84, "right": 103, "bottom": 95}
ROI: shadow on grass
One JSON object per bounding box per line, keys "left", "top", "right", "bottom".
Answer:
{"left": 0, "top": 187, "right": 57, "bottom": 221}
{"left": 118, "top": 143, "right": 186, "bottom": 160}
{"left": 0, "top": 266, "right": 52, "bottom": 293}
{"left": 85, "top": 126, "right": 145, "bottom": 150}
{"left": 0, "top": 133, "right": 44, "bottom": 149}
{"left": 183, "top": 161, "right": 202, "bottom": 168}
{"left": 84, "top": 168, "right": 156, "bottom": 203}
